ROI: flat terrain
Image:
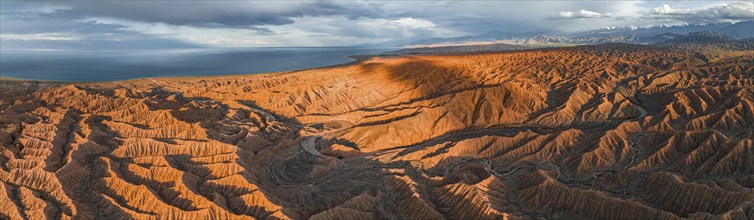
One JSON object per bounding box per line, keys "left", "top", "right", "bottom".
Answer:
{"left": 1, "top": 43, "right": 753, "bottom": 219}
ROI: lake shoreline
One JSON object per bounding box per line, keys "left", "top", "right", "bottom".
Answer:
{"left": 0, "top": 47, "right": 391, "bottom": 82}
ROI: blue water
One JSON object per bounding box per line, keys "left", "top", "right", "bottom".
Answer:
{"left": 0, "top": 47, "right": 387, "bottom": 82}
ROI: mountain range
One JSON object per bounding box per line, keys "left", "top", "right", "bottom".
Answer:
{"left": 392, "top": 30, "right": 754, "bottom": 54}
{"left": 374, "top": 20, "right": 754, "bottom": 48}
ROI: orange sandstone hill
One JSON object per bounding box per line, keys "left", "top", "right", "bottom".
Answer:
{"left": 1, "top": 43, "right": 754, "bottom": 219}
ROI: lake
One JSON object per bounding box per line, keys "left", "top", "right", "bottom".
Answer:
{"left": 0, "top": 47, "right": 388, "bottom": 82}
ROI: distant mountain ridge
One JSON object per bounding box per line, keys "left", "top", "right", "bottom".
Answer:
{"left": 661, "top": 31, "right": 737, "bottom": 44}
{"left": 571, "top": 20, "right": 754, "bottom": 39}
{"left": 387, "top": 30, "right": 751, "bottom": 55}
{"left": 392, "top": 43, "right": 526, "bottom": 54}
{"left": 386, "top": 20, "right": 754, "bottom": 48}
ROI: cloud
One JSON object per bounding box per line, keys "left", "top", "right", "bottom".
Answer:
{"left": 559, "top": 9, "right": 611, "bottom": 18}
{"left": 1, "top": 1, "right": 753, "bottom": 47}
{"left": 0, "top": 3, "right": 202, "bottom": 49}
{"left": 0, "top": 32, "right": 79, "bottom": 41}
{"left": 642, "top": 2, "right": 754, "bottom": 23}
{"left": 263, "top": 16, "right": 456, "bottom": 46}
{"left": 43, "top": 1, "right": 385, "bottom": 29}
{"left": 648, "top": 4, "right": 694, "bottom": 15}
{"left": 391, "top": 18, "right": 437, "bottom": 29}
{"left": 186, "top": 36, "right": 268, "bottom": 45}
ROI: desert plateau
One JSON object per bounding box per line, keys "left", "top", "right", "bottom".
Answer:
{"left": 2, "top": 41, "right": 754, "bottom": 219}
{"left": 3, "top": 1, "right": 754, "bottom": 219}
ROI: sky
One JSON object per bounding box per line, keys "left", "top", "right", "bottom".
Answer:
{"left": 1, "top": 0, "right": 753, "bottom": 48}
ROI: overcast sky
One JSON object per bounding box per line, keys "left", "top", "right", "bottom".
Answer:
{"left": 1, "top": 0, "right": 753, "bottom": 48}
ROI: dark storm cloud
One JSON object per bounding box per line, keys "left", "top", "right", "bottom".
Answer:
{"left": 1, "top": 15, "right": 131, "bottom": 35}
{"left": 1, "top": 1, "right": 753, "bottom": 47}
{"left": 68, "top": 2, "right": 291, "bottom": 27}
{"left": 1, "top": 0, "right": 386, "bottom": 31}
{"left": 48, "top": 0, "right": 385, "bottom": 29}
{"left": 0, "top": 1, "right": 128, "bottom": 34}
{"left": 0, "top": 1, "right": 202, "bottom": 48}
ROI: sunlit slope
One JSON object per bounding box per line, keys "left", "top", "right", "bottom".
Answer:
{"left": 1, "top": 43, "right": 753, "bottom": 219}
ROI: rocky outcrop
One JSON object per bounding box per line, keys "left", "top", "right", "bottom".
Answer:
{"left": 1, "top": 43, "right": 753, "bottom": 219}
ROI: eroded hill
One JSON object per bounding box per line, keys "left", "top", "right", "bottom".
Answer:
{"left": 1, "top": 43, "right": 753, "bottom": 219}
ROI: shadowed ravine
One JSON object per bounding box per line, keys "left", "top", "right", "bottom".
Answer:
{"left": 1, "top": 43, "right": 754, "bottom": 219}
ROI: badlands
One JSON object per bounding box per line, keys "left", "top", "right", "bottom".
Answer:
{"left": 1, "top": 43, "right": 753, "bottom": 219}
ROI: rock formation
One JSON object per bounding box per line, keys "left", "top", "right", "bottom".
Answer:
{"left": 1, "top": 43, "right": 753, "bottom": 219}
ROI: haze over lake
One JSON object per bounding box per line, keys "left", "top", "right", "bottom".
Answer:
{"left": 0, "top": 47, "right": 385, "bottom": 82}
